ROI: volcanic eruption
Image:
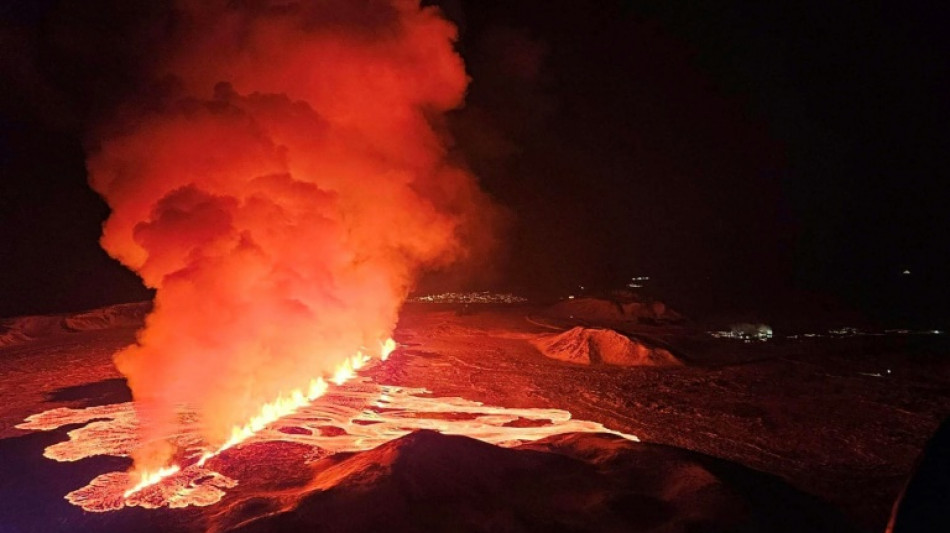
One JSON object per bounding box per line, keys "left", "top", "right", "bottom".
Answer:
{"left": 86, "top": 0, "right": 496, "bottom": 490}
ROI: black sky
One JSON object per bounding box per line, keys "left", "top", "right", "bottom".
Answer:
{"left": 1, "top": 0, "right": 947, "bottom": 326}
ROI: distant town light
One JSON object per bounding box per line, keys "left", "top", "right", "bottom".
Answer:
{"left": 708, "top": 323, "right": 772, "bottom": 342}
{"left": 407, "top": 292, "right": 527, "bottom": 304}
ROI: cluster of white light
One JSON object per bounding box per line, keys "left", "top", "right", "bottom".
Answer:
{"left": 409, "top": 292, "right": 527, "bottom": 304}
{"left": 708, "top": 324, "right": 773, "bottom": 342}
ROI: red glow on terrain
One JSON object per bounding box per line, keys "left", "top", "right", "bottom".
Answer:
{"left": 19, "top": 356, "right": 636, "bottom": 512}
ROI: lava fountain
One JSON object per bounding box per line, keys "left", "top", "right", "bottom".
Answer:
{"left": 86, "top": 0, "right": 497, "bottom": 492}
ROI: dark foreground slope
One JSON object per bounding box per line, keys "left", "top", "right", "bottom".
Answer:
{"left": 224, "top": 430, "right": 855, "bottom": 533}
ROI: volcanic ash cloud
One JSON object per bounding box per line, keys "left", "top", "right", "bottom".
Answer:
{"left": 87, "top": 0, "right": 496, "bottom": 472}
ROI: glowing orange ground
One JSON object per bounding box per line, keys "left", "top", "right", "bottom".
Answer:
{"left": 17, "top": 359, "right": 636, "bottom": 512}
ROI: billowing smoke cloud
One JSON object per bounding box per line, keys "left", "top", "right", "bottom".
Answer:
{"left": 87, "top": 0, "right": 496, "bottom": 472}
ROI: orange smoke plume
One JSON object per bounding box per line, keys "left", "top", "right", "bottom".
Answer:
{"left": 87, "top": 0, "right": 494, "bottom": 473}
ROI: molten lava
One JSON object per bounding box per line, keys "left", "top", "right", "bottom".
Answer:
{"left": 123, "top": 465, "right": 180, "bottom": 498}
{"left": 19, "top": 348, "right": 637, "bottom": 513}
{"left": 125, "top": 339, "right": 397, "bottom": 495}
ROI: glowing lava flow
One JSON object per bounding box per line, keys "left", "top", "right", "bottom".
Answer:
{"left": 122, "top": 465, "right": 180, "bottom": 498}
{"left": 20, "top": 371, "right": 639, "bottom": 512}
{"left": 124, "top": 338, "right": 398, "bottom": 497}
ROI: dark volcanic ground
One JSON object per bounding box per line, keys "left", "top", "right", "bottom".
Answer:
{"left": 1, "top": 303, "right": 948, "bottom": 532}
{"left": 379, "top": 304, "right": 950, "bottom": 530}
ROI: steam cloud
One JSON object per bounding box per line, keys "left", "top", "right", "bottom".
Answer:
{"left": 87, "top": 0, "right": 495, "bottom": 471}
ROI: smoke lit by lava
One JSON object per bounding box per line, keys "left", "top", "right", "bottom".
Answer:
{"left": 85, "top": 0, "right": 498, "bottom": 489}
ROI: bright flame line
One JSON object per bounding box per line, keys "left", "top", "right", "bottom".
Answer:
{"left": 124, "top": 338, "right": 397, "bottom": 497}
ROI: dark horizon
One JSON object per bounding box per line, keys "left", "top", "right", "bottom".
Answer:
{"left": 1, "top": 0, "right": 947, "bottom": 327}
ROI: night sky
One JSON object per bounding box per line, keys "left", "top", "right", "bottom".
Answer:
{"left": 1, "top": 0, "right": 947, "bottom": 326}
